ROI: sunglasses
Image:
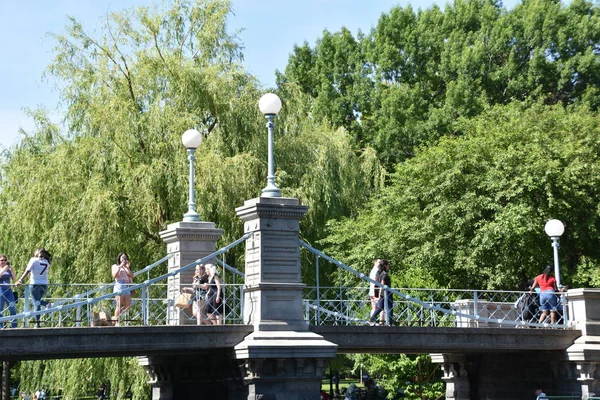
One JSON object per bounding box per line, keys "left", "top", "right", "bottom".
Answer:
{"left": 0, "top": 259, "right": 7, "bottom": 262}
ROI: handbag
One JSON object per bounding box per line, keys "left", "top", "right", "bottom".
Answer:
{"left": 175, "top": 292, "right": 192, "bottom": 309}
{"left": 196, "top": 288, "right": 207, "bottom": 301}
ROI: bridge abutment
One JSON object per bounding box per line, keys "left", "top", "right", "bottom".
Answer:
{"left": 234, "top": 197, "right": 338, "bottom": 400}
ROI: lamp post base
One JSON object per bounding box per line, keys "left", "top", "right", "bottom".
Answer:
{"left": 183, "top": 210, "right": 200, "bottom": 222}
{"left": 261, "top": 185, "right": 282, "bottom": 198}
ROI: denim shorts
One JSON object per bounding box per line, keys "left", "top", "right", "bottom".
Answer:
{"left": 113, "top": 282, "right": 131, "bottom": 294}
{"left": 540, "top": 291, "right": 558, "bottom": 311}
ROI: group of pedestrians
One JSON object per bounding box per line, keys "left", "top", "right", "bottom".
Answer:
{"left": 368, "top": 258, "right": 393, "bottom": 326}
{"left": 0, "top": 248, "right": 52, "bottom": 328}
{"left": 0, "top": 248, "right": 138, "bottom": 328}
{"left": 182, "top": 263, "right": 225, "bottom": 325}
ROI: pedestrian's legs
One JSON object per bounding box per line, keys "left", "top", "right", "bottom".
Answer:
{"left": 370, "top": 298, "right": 384, "bottom": 323}
{"left": 31, "top": 284, "right": 48, "bottom": 327}
{"left": 5, "top": 290, "right": 17, "bottom": 328}
{"left": 0, "top": 284, "right": 14, "bottom": 327}
{"left": 385, "top": 298, "right": 393, "bottom": 326}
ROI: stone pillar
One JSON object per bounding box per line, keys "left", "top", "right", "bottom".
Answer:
{"left": 575, "top": 362, "right": 600, "bottom": 400}
{"left": 1, "top": 361, "right": 10, "bottom": 400}
{"left": 566, "top": 288, "right": 600, "bottom": 399}
{"left": 159, "top": 221, "right": 223, "bottom": 325}
{"left": 139, "top": 352, "right": 246, "bottom": 400}
{"left": 234, "top": 197, "right": 337, "bottom": 400}
{"left": 430, "top": 354, "right": 470, "bottom": 400}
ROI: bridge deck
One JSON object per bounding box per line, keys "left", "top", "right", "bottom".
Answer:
{"left": 310, "top": 326, "right": 582, "bottom": 354}
{"left": 0, "top": 325, "right": 580, "bottom": 361}
{"left": 0, "top": 325, "right": 253, "bottom": 361}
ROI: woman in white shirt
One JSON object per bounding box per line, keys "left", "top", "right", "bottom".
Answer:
{"left": 16, "top": 247, "right": 52, "bottom": 327}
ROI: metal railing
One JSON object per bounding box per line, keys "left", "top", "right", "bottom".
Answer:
{"left": 300, "top": 240, "right": 571, "bottom": 329}
{"left": 0, "top": 232, "right": 250, "bottom": 328}
{"left": 0, "top": 234, "right": 573, "bottom": 329}
{"left": 537, "top": 396, "right": 581, "bottom": 400}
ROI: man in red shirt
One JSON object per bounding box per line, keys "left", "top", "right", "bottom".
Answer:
{"left": 529, "top": 266, "right": 559, "bottom": 324}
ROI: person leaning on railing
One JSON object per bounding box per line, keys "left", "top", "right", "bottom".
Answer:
{"left": 16, "top": 247, "right": 52, "bottom": 328}
{"left": 529, "top": 265, "right": 564, "bottom": 324}
{"left": 0, "top": 254, "right": 18, "bottom": 328}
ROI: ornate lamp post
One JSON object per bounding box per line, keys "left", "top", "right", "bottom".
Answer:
{"left": 258, "top": 93, "right": 282, "bottom": 197}
{"left": 544, "top": 219, "right": 565, "bottom": 288}
{"left": 181, "top": 128, "right": 203, "bottom": 222}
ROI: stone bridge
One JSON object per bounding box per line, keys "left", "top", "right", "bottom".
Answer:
{"left": 1, "top": 196, "right": 599, "bottom": 400}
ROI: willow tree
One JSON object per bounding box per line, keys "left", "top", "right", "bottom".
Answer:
{"left": 0, "top": 1, "right": 383, "bottom": 397}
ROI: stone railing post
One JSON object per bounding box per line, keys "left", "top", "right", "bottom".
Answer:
{"left": 234, "top": 197, "right": 337, "bottom": 400}
{"left": 159, "top": 221, "right": 223, "bottom": 325}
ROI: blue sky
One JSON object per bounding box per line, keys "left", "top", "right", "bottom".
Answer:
{"left": 0, "top": 0, "right": 517, "bottom": 149}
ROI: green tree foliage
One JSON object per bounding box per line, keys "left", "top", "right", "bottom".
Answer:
{"left": 14, "top": 357, "right": 148, "bottom": 400}
{"left": 279, "top": 0, "right": 600, "bottom": 167}
{"left": 324, "top": 103, "right": 600, "bottom": 290}
{"left": 348, "top": 354, "right": 443, "bottom": 400}
{"left": 0, "top": 0, "right": 383, "bottom": 397}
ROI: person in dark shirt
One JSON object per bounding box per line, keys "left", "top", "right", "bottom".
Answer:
{"left": 369, "top": 260, "right": 393, "bottom": 326}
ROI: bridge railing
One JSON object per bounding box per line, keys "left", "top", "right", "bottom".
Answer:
{"left": 0, "top": 233, "right": 250, "bottom": 328}
{"left": 1, "top": 281, "right": 245, "bottom": 328}
{"left": 299, "top": 240, "right": 570, "bottom": 329}
{"left": 1, "top": 233, "right": 572, "bottom": 329}
{"left": 302, "top": 286, "right": 568, "bottom": 327}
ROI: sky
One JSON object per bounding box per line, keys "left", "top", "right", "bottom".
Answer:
{"left": 0, "top": 0, "right": 518, "bottom": 150}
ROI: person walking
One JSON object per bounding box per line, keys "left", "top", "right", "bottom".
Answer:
{"left": 369, "top": 259, "right": 393, "bottom": 326}
{"left": 0, "top": 255, "right": 18, "bottom": 328}
{"left": 529, "top": 265, "right": 560, "bottom": 324}
{"left": 112, "top": 252, "right": 134, "bottom": 324}
{"left": 16, "top": 248, "right": 52, "bottom": 327}
{"left": 368, "top": 259, "right": 383, "bottom": 319}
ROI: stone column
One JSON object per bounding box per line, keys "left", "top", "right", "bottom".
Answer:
{"left": 430, "top": 354, "right": 470, "bottom": 400}
{"left": 159, "top": 221, "right": 223, "bottom": 325}
{"left": 1, "top": 361, "right": 10, "bottom": 400}
{"left": 234, "top": 197, "right": 337, "bottom": 400}
{"left": 574, "top": 362, "right": 600, "bottom": 400}
{"left": 566, "top": 288, "right": 600, "bottom": 399}
{"left": 139, "top": 352, "right": 246, "bottom": 400}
